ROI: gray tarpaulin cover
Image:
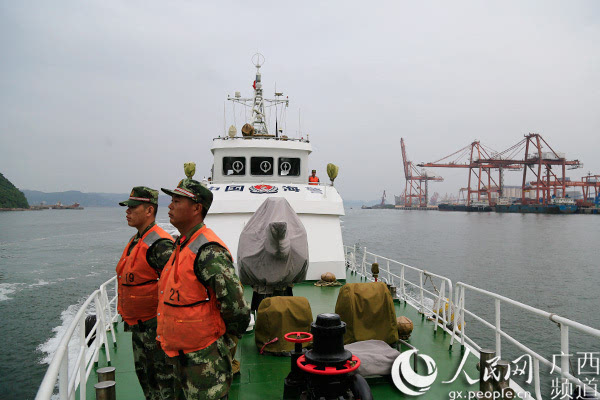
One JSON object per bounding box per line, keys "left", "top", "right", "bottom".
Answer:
{"left": 345, "top": 340, "right": 401, "bottom": 377}
{"left": 238, "top": 197, "right": 308, "bottom": 293}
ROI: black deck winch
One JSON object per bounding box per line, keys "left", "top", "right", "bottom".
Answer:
{"left": 283, "top": 313, "right": 373, "bottom": 400}
{"left": 305, "top": 313, "right": 353, "bottom": 366}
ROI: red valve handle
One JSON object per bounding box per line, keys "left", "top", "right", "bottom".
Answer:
{"left": 284, "top": 332, "right": 313, "bottom": 343}
{"left": 296, "top": 355, "right": 361, "bottom": 376}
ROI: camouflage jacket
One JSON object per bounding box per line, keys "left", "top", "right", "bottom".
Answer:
{"left": 127, "top": 222, "right": 174, "bottom": 273}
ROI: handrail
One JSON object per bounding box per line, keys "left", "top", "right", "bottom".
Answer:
{"left": 343, "top": 245, "right": 454, "bottom": 333}
{"left": 36, "top": 276, "right": 118, "bottom": 400}
{"left": 452, "top": 282, "right": 600, "bottom": 400}
{"left": 213, "top": 136, "right": 309, "bottom": 143}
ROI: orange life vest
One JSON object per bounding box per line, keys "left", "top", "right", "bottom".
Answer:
{"left": 309, "top": 175, "right": 320, "bottom": 185}
{"left": 156, "top": 226, "right": 230, "bottom": 357}
{"left": 116, "top": 225, "right": 173, "bottom": 326}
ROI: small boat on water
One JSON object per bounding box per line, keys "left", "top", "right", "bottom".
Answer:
{"left": 35, "top": 56, "right": 599, "bottom": 400}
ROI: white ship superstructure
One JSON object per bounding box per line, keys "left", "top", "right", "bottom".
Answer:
{"left": 206, "top": 55, "right": 345, "bottom": 280}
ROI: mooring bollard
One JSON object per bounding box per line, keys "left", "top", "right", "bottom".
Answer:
{"left": 95, "top": 380, "right": 116, "bottom": 400}
{"left": 479, "top": 348, "right": 496, "bottom": 394}
{"left": 97, "top": 366, "right": 116, "bottom": 382}
{"left": 495, "top": 360, "right": 515, "bottom": 399}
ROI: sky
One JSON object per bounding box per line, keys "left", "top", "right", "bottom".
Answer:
{"left": 1, "top": 1, "right": 599, "bottom": 201}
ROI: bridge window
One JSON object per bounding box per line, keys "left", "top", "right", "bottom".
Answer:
{"left": 250, "top": 157, "right": 274, "bottom": 176}
{"left": 223, "top": 157, "right": 245, "bottom": 176}
{"left": 278, "top": 157, "right": 301, "bottom": 176}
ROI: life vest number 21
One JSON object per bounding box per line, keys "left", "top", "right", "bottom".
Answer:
{"left": 169, "top": 288, "right": 180, "bottom": 302}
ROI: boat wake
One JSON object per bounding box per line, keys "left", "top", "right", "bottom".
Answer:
{"left": 37, "top": 301, "right": 91, "bottom": 368}
{"left": 37, "top": 299, "right": 95, "bottom": 390}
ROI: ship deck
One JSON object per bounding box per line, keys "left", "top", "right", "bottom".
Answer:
{"left": 85, "top": 272, "right": 480, "bottom": 399}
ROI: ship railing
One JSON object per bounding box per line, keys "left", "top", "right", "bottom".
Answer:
{"left": 36, "top": 276, "right": 119, "bottom": 400}
{"left": 343, "top": 245, "right": 454, "bottom": 333}
{"left": 213, "top": 135, "right": 309, "bottom": 143}
{"left": 452, "top": 282, "right": 600, "bottom": 400}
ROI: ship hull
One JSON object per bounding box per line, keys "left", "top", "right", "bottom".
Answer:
{"left": 495, "top": 204, "right": 578, "bottom": 214}
{"left": 438, "top": 203, "right": 467, "bottom": 212}
{"left": 466, "top": 205, "right": 493, "bottom": 212}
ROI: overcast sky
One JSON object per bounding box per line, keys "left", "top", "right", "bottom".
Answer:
{"left": 1, "top": 1, "right": 599, "bottom": 201}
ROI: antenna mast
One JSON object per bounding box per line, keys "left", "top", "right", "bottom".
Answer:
{"left": 227, "top": 53, "right": 289, "bottom": 135}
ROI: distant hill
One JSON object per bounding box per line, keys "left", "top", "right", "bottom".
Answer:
{"left": 344, "top": 199, "right": 384, "bottom": 208}
{"left": 23, "top": 190, "right": 173, "bottom": 207}
{"left": 0, "top": 173, "right": 29, "bottom": 208}
{"left": 21, "top": 189, "right": 383, "bottom": 209}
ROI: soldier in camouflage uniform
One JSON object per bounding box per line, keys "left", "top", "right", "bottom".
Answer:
{"left": 158, "top": 177, "right": 250, "bottom": 400}
{"left": 117, "top": 187, "right": 175, "bottom": 400}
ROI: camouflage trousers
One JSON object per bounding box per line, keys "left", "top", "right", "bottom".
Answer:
{"left": 169, "top": 336, "right": 233, "bottom": 400}
{"left": 129, "top": 318, "right": 175, "bottom": 400}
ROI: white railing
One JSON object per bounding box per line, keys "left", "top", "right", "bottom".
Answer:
{"left": 343, "top": 246, "right": 600, "bottom": 400}
{"left": 452, "top": 282, "right": 600, "bottom": 400}
{"left": 36, "top": 277, "right": 119, "bottom": 400}
{"left": 343, "top": 245, "right": 455, "bottom": 333}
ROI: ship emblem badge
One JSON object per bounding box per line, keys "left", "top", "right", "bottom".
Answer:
{"left": 249, "top": 184, "right": 278, "bottom": 194}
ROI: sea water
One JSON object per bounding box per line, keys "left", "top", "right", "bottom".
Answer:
{"left": 0, "top": 207, "right": 598, "bottom": 399}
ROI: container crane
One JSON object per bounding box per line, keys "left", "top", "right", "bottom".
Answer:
{"left": 401, "top": 138, "right": 443, "bottom": 207}
{"left": 418, "top": 140, "right": 520, "bottom": 206}
{"left": 474, "top": 133, "right": 582, "bottom": 205}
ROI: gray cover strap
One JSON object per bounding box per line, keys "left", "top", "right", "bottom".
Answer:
{"left": 188, "top": 234, "right": 209, "bottom": 255}
{"left": 143, "top": 231, "right": 162, "bottom": 247}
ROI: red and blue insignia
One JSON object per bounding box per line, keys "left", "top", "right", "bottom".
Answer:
{"left": 249, "top": 184, "right": 278, "bottom": 194}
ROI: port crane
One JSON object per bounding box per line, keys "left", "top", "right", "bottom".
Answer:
{"left": 401, "top": 138, "right": 443, "bottom": 207}
{"left": 473, "top": 133, "right": 582, "bottom": 205}
{"left": 418, "top": 140, "right": 521, "bottom": 206}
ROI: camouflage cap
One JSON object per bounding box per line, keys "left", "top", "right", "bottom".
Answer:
{"left": 119, "top": 186, "right": 159, "bottom": 207}
{"left": 161, "top": 179, "right": 213, "bottom": 211}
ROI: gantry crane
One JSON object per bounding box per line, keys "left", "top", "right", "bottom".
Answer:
{"left": 401, "top": 138, "right": 443, "bottom": 207}
{"left": 474, "top": 133, "right": 582, "bottom": 205}
{"left": 418, "top": 140, "right": 521, "bottom": 206}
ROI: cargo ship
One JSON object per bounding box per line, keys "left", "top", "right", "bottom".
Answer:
{"left": 438, "top": 203, "right": 467, "bottom": 212}
{"left": 51, "top": 202, "right": 84, "bottom": 210}
{"left": 495, "top": 197, "right": 577, "bottom": 214}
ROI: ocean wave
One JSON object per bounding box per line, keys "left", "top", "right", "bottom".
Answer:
{"left": 31, "top": 279, "right": 52, "bottom": 287}
{"left": 0, "top": 280, "right": 56, "bottom": 301}
{"left": 0, "top": 282, "right": 25, "bottom": 301}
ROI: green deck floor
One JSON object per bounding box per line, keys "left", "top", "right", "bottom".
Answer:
{"left": 86, "top": 272, "right": 480, "bottom": 399}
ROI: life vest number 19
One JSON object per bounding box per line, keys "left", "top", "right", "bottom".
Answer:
{"left": 126, "top": 273, "right": 135, "bottom": 283}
